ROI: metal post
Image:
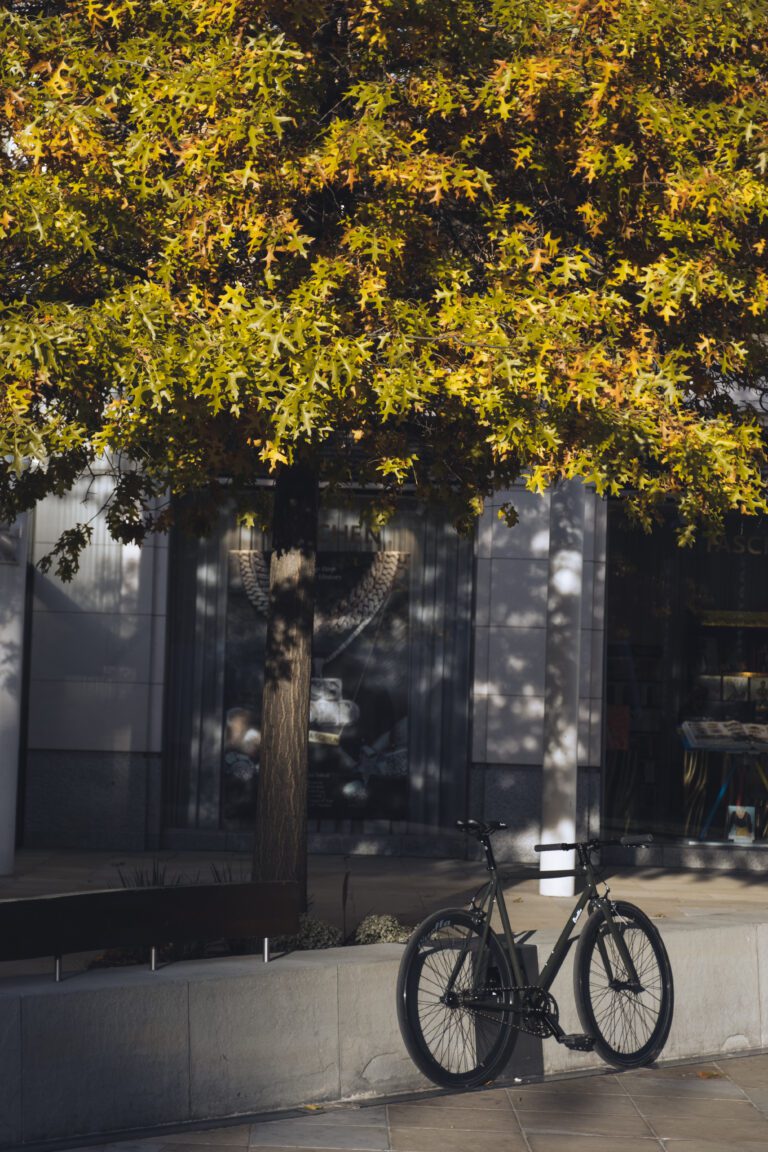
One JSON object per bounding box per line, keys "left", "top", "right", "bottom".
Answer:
{"left": 54, "top": 956, "right": 61, "bottom": 983}
{"left": 150, "top": 946, "right": 157, "bottom": 972}
{"left": 263, "top": 937, "right": 270, "bottom": 963}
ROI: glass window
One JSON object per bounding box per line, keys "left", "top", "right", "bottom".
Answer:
{"left": 163, "top": 497, "right": 473, "bottom": 846}
{"left": 605, "top": 504, "right": 768, "bottom": 844}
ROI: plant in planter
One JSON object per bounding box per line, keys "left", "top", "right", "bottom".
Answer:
{"left": 354, "top": 914, "right": 412, "bottom": 945}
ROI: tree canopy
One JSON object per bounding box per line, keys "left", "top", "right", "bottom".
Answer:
{"left": 2, "top": 0, "right": 768, "bottom": 565}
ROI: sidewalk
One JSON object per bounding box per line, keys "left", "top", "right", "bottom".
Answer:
{"left": 58, "top": 1051, "right": 768, "bottom": 1152}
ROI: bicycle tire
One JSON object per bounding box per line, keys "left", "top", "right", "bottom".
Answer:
{"left": 396, "top": 908, "right": 518, "bottom": 1089}
{"left": 574, "top": 900, "right": 673, "bottom": 1069}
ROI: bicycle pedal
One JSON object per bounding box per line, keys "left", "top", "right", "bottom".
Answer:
{"left": 560, "top": 1033, "right": 595, "bottom": 1052}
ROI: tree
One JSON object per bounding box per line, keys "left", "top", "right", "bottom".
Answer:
{"left": 2, "top": 0, "right": 768, "bottom": 892}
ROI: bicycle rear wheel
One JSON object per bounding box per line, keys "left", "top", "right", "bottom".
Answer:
{"left": 396, "top": 908, "right": 517, "bottom": 1089}
{"left": 574, "top": 900, "right": 673, "bottom": 1069}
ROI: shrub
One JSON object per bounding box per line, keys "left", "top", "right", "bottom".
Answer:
{"left": 354, "top": 914, "right": 411, "bottom": 945}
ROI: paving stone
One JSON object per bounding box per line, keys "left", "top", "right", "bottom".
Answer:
{"left": 161, "top": 1125, "right": 251, "bottom": 1146}
{"left": 389, "top": 1127, "right": 527, "bottom": 1152}
{"left": 515, "top": 1107, "right": 653, "bottom": 1138}
{"left": 507, "top": 1088, "right": 640, "bottom": 1116}
{"left": 631, "top": 1096, "right": 762, "bottom": 1121}
{"left": 248, "top": 1114, "right": 388, "bottom": 1150}
{"left": 717, "top": 1053, "right": 768, "bottom": 1087}
{"left": 506, "top": 1073, "right": 626, "bottom": 1098}
{"left": 738, "top": 1088, "right": 768, "bottom": 1112}
{"left": 525, "top": 1137, "right": 661, "bottom": 1152}
{"left": 647, "top": 1113, "right": 768, "bottom": 1142}
{"left": 159, "top": 1146, "right": 245, "bottom": 1152}
{"left": 621, "top": 1073, "right": 749, "bottom": 1099}
{"left": 394, "top": 1089, "right": 511, "bottom": 1110}
{"left": 656, "top": 1142, "right": 768, "bottom": 1152}
{"left": 387, "top": 1103, "right": 515, "bottom": 1130}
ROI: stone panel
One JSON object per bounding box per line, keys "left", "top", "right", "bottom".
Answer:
{"left": 23, "top": 750, "right": 153, "bottom": 850}
{"left": 29, "top": 610, "right": 153, "bottom": 685}
{"left": 483, "top": 764, "right": 542, "bottom": 861}
{"left": 486, "top": 694, "right": 545, "bottom": 765}
{"left": 188, "top": 954, "right": 340, "bottom": 1117}
{"left": 487, "top": 627, "right": 546, "bottom": 697}
{"left": 473, "top": 627, "right": 490, "bottom": 695}
{"left": 662, "top": 922, "right": 761, "bottom": 1060}
{"left": 27, "top": 681, "right": 161, "bottom": 752}
{"left": 21, "top": 975, "right": 190, "bottom": 1143}
{"left": 488, "top": 559, "right": 549, "bottom": 628}
{"left": 472, "top": 696, "right": 488, "bottom": 763}
{"left": 31, "top": 542, "right": 161, "bottom": 618}
{"left": 474, "top": 557, "right": 491, "bottom": 627}
{"left": 338, "top": 946, "right": 424, "bottom": 1098}
{"left": 489, "top": 490, "right": 550, "bottom": 559}
{"left": 0, "top": 994, "right": 21, "bottom": 1148}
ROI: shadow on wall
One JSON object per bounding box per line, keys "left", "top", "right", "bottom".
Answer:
{"left": 468, "top": 484, "right": 601, "bottom": 864}
{"left": 0, "top": 521, "right": 26, "bottom": 700}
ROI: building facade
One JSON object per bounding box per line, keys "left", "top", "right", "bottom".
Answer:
{"left": 2, "top": 476, "right": 765, "bottom": 873}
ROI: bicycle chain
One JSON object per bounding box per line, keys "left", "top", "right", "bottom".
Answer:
{"left": 460, "top": 984, "right": 559, "bottom": 1038}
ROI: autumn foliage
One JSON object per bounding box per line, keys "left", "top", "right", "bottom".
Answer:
{"left": 2, "top": 0, "right": 768, "bottom": 559}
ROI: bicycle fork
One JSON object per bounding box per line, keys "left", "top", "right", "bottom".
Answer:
{"left": 591, "top": 899, "right": 644, "bottom": 992}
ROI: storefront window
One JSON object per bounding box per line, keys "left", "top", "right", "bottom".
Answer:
{"left": 222, "top": 549, "right": 411, "bottom": 828}
{"left": 605, "top": 504, "right": 768, "bottom": 844}
{"left": 163, "top": 497, "right": 472, "bottom": 846}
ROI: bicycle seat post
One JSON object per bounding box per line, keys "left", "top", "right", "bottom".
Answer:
{"left": 480, "top": 832, "right": 499, "bottom": 876}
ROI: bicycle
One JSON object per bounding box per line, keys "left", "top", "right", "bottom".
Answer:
{"left": 396, "top": 819, "right": 674, "bottom": 1089}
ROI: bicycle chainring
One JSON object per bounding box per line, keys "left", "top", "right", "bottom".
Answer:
{"left": 518, "top": 987, "right": 559, "bottom": 1038}
{"left": 454, "top": 983, "right": 560, "bottom": 1039}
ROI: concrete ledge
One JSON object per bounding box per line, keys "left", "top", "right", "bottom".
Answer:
{"left": 1, "top": 913, "right": 766, "bottom": 1148}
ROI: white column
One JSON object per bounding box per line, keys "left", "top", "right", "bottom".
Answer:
{"left": 0, "top": 515, "right": 28, "bottom": 875}
{"left": 539, "top": 482, "right": 585, "bottom": 897}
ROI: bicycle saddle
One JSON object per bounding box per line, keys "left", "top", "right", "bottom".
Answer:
{"left": 456, "top": 819, "right": 508, "bottom": 837}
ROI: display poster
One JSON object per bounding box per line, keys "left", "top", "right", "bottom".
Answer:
{"left": 726, "top": 805, "right": 756, "bottom": 843}
{"left": 221, "top": 551, "right": 410, "bottom": 827}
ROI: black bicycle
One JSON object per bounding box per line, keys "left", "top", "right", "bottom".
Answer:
{"left": 396, "top": 819, "right": 674, "bottom": 1089}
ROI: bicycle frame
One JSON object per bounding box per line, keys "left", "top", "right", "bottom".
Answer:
{"left": 458, "top": 833, "right": 642, "bottom": 1012}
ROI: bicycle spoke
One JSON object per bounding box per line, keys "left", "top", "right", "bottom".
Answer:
{"left": 576, "top": 906, "right": 672, "bottom": 1066}
{"left": 398, "top": 910, "right": 514, "bottom": 1086}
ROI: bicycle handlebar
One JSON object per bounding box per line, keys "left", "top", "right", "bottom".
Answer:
{"left": 533, "top": 834, "right": 653, "bottom": 852}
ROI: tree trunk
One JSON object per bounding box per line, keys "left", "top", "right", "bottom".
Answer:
{"left": 253, "top": 463, "right": 318, "bottom": 909}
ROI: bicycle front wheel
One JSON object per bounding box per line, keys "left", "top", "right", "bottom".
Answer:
{"left": 574, "top": 900, "right": 673, "bottom": 1069}
{"left": 396, "top": 908, "right": 517, "bottom": 1089}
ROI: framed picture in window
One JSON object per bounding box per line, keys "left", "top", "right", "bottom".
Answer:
{"left": 726, "top": 805, "right": 755, "bottom": 843}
